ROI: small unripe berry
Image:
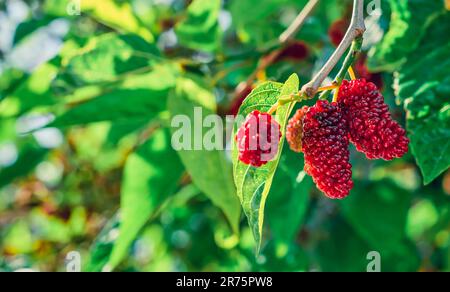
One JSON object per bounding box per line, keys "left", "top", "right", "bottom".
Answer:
{"left": 286, "top": 107, "right": 308, "bottom": 153}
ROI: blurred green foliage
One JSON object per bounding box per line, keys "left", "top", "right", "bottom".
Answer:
{"left": 0, "top": 0, "right": 449, "bottom": 272}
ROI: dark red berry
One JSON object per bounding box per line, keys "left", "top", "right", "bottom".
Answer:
{"left": 302, "top": 100, "right": 353, "bottom": 199}
{"left": 235, "top": 110, "right": 282, "bottom": 167}
{"left": 328, "top": 19, "right": 349, "bottom": 47}
{"left": 286, "top": 107, "right": 308, "bottom": 153}
{"left": 338, "top": 79, "right": 409, "bottom": 160}
{"left": 275, "top": 41, "right": 309, "bottom": 62}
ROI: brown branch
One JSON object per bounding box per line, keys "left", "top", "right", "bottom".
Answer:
{"left": 301, "top": 0, "right": 365, "bottom": 98}
{"left": 234, "top": 0, "right": 321, "bottom": 97}
{"left": 279, "top": 0, "right": 321, "bottom": 44}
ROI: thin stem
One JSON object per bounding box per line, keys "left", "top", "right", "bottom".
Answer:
{"left": 267, "top": 103, "right": 279, "bottom": 115}
{"left": 335, "top": 37, "right": 363, "bottom": 84}
{"left": 317, "top": 84, "right": 338, "bottom": 92}
{"left": 234, "top": 0, "right": 321, "bottom": 102}
{"left": 332, "top": 87, "right": 340, "bottom": 103}
{"left": 279, "top": 0, "right": 321, "bottom": 44}
{"left": 318, "top": 90, "right": 331, "bottom": 100}
{"left": 348, "top": 66, "right": 356, "bottom": 80}
{"left": 268, "top": 91, "right": 306, "bottom": 114}
{"left": 318, "top": 37, "right": 363, "bottom": 100}
{"left": 268, "top": 83, "right": 339, "bottom": 114}
{"left": 301, "top": 0, "right": 365, "bottom": 98}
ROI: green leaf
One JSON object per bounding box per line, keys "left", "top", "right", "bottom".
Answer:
{"left": 406, "top": 199, "right": 439, "bottom": 240}
{"left": 51, "top": 64, "right": 177, "bottom": 127}
{"left": 0, "top": 68, "right": 24, "bottom": 103}
{"left": 86, "top": 213, "right": 121, "bottom": 272}
{"left": 0, "top": 145, "right": 47, "bottom": 188}
{"left": 3, "top": 220, "right": 34, "bottom": 254}
{"left": 339, "top": 180, "right": 412, "bottom": 251}
{"left": 13, "top": 17, "right": 56, "bottom": 45}
{"left": 396, "top": 13, "right": 450, "bottom": 184}
{"left": 236, "top": 81, "right": 283, "bottom": 116}
{"left": 368, "top": 0, "right": 444, "bottom": 72}
{"left": 87, "top": 184, "right": 199, "bottom": 272}
{"left": 42, "top": 0, "right": 154, "bottom": 43}
{"left": 51, "top": 89, "right": 162, "bottom": 127}
{"left": 0, "top": 63, "right": 57, "bottom": 118}
{"left": 267, "top": 149, "right": 312, "bottom": 243}
{"left": 81, "top": 0, "right": 154, "bottom": 43}
{"left": 108, "top": 128, "right": 184, "bottom": 270}
{"left": 256, "top": 240, "right": 309, "bottom": 271}
{"left": 317, "top": 217, "right": 372, "bottom": 272}
{"left": 232, "top": 74, "right": 300, "bottom": 250}
{"left": 168, "top": 76, "right": 241, "bottom": 234}
{"left": 29, "top": 209, "right": 72, "bottom": 243}
{"left": 43, "top": 0, "right": 70, "bottom": 16}
{"left": 0, "top": 118, "right": 16, "bottom": 143}
{"left": 317, "top": 216, "right": 420, "bottom": 272}
{"left": 229, "top": 0, "right": 306, "bottom": 45}
{"left": 55, "top": 33, "right": 160, "bottom": 89}
{"left": 175, "top": 0, "right": 221, "bottom": 52}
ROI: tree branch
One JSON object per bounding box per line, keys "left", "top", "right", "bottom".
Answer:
{"left": 234, "top": 0, "right": 321, "bottom": 98}
{"left": 301, "top": 0, "right": 365, "bottom": 98}
{"left": 279, "top": 0, "right": 321, "bottom": 44}
{"left": 318, "top": 37, "right": 363, "bottom": 100}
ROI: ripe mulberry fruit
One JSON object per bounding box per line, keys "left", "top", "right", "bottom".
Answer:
{"left": 235, "top": 110, "right": 282, "bottom": 167}
{"left": 338, "top": 79, "right": 409, "bottom": 160}
{"left": 302, "top": 100, "right": 353, "bottom": 199}
{"left": 286, "top": 107, "right": 308, "bottom": 153}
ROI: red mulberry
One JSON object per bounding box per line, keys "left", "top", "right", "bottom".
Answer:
{"left": 338, "top": 79, "right": 409, "bottom": 160}
{"left": 302, "top": 100, "right": 353, "bottom": 199}
{"left": 235, "top": 110, "right": 282, "bottom": 167}
{"left": 286, "top": 107, "right": 308, "bottom": 153}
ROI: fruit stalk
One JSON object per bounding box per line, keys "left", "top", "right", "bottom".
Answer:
{"left": 301, "top": 0, "right": 365, "bottom": 98}
{"left": 320, "top": 37, "right": 363, "bottom": 101}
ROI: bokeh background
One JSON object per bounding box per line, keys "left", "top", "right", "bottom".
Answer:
{"left": 0, "top": 0, "right": 449, "bottom": 272}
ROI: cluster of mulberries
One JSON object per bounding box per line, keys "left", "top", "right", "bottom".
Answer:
{"left": 338, "top": 79, "right": 409, "bottom": 160}
{"left": 285, "top": 79, "right": 409, "bottom": 199}
{"left": 236, "top": 79, "right": 409, "bottom": 199}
